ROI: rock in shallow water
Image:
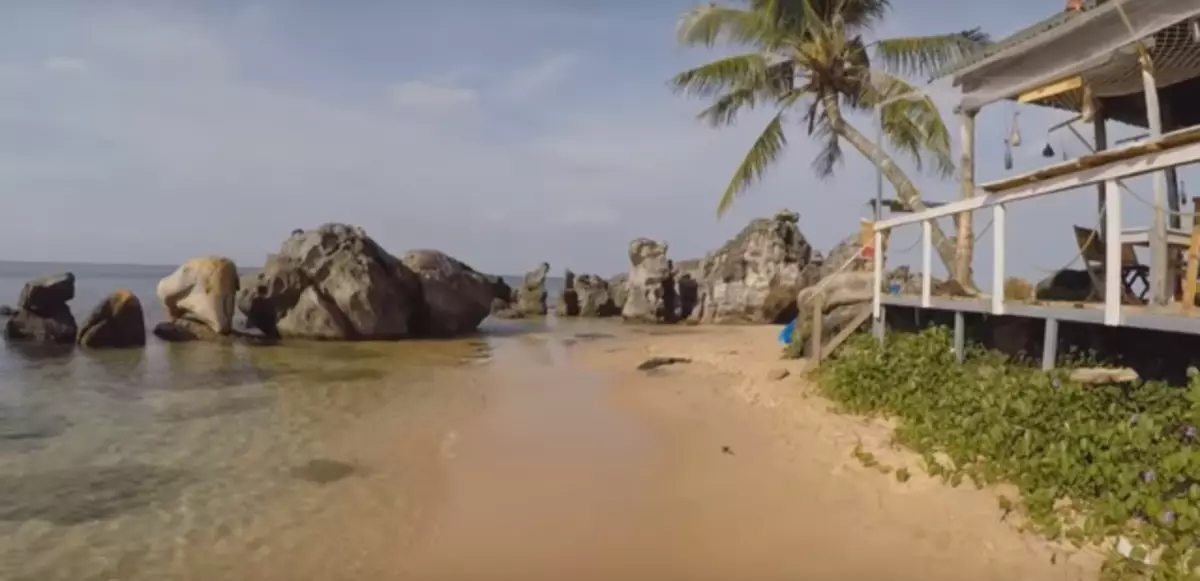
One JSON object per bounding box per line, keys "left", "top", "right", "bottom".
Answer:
{"left": 4, "top": 272, "right": 76, "bottom": 344}
{"left": 238, "top": 224, "right": 423, "bottom": 340}
{"left": 78, "top": 289, "right": 146, "bottom": 348}
{"left": 401, "top": 249, "right": 496, "bottom": 337}
{"left": 157, "top": 256, "right": 239, "bottom": 336}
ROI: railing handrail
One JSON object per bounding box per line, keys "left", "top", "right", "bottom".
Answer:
{"left": 874, "top": 133, "right": 1200, "bottom": 231}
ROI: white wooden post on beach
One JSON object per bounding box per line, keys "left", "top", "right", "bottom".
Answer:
{"left": 991, "top": 204, "right": 1006, "bottom": 315}
{"left": 1104, "top": 179, "right": 1122, "bottom": 325}
{"left": 921, "top": 220, "right": 932, "bottom": 307}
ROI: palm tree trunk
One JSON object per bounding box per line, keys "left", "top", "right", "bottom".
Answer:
{"left": 821, "top": 94, "right": 966, "bottom": 284}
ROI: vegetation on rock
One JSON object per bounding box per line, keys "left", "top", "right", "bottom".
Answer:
{"left": 817, "top": 328, "right": 1200, "bottom": 580}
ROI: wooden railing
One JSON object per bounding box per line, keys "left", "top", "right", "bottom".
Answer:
{"left": 872, "top": 125, "right": 1200, "bottom": 327}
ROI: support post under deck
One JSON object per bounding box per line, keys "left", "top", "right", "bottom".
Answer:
{"left": 1141, "top": 58, "right": 1171, "bottom": 306}
{"left": 953, "top": 311, "right": 965, "bottom": 363}
{"left": 1042, "top": 318, "right": 1059, "bottom": 371}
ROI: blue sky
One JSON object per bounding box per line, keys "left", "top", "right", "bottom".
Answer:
{"left": 0, "top": 0, "right": 1187, "bottom": 282}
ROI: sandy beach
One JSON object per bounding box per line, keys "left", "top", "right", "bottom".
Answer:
{"left": 221, "top": 323, "right": 1103, "bottom": 581}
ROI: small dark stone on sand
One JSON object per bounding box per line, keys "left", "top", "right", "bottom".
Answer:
{"left": 636, "top": 356, "right": 691, "bottom": 371}
{"left": 290, "top": 459, "right": 356, "bottom": 484}
{"left": 722, "top": 446, "right": 735, "bottom": 455}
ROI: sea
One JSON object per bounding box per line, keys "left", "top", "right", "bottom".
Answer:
{"left": 0, "top": 260, "right": 567, "bottom": 581}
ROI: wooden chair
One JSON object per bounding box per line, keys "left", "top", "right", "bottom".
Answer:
{"left": 1073, "top": 225, "right": 1149, "bottom": 302}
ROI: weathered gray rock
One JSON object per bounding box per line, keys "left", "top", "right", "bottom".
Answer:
{"left": 608, "top": 273, "right": 629, "bottom": 312}
{"left": 19, "top": 273, "right": 75, "bottom": 313}
{"left": 622, "top": 238, "right": 675, "bottom": 323}
{"left": 575, "top": 274, "right": 620, "bottom": 317}
{"left": 788, "top": 272, "right": 876, "bottom": 356}
{"left": 237, "top": 224, "right": 423, "bottom": 340}
{"left": 820, "top": 234, "right": 867, "bottom": 279}
{"left": 672, "top": 259, "right": 702, "bottom": 321}
{"left": 4, "top": 273, "right": 77, "bottom": 344}
{"left": 513, "top": 262, "right": 550, "bottom": 316}
{"left": 485, "top": 275, "right": 514, "bottom": 313}
{"left": 401, "top": 249, "right": 495, "bottom": 337}
{"left": 555, "top": 269, "right": 580, "bottom": 317}
{"left": 695, "top": 210, "right": 819, "bottom": 324}
{"left": 6, "top": 309, "right": 76, "bottom": 344}
{"left": 157, "top": 257, "right": 239, "bottom": 336}
{"left": 78, "top": 289, "right": 146, "bottom": 348}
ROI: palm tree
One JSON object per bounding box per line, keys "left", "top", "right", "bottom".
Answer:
{"left": 670, "top": 0, "right": 987, "bottom": 283}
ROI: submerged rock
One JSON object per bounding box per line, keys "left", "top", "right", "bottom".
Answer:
{"left": 237, "top": 224, "right": 423, "bottom": 340}
{"left": 157, "top": 257, "right": 239, "bottom": 337}
{"left": 78, "top": 289, "right": 146, "bottom": 348}
{"left": 695, "top": 210, "right": 818, "bottom": 324}
{"left": 4, "top": 273, "right": 77, "bottom": 344}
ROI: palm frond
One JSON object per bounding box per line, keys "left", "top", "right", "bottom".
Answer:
{"left": 716, "top": 108, "right": 790, "bottom": 217}
{"left": 676, "top": 3, "right": 786, "bottom": 49}
{"left": 669, "top": 53, "right": 773, "bottom": 98}
{"left": 750, "top": 0, "right": 889, "bottom": 34}
{"left": 868, "top": 70, "right": 954, "bottom": 177}
{"left": 807, "top": 111, "right": 844, "bottom": 178}
{"left": 871, "top": 28, "right": 991, "bottom": 78}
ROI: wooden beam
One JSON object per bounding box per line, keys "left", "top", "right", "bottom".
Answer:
{"left": 992, "top": 204, "right": 1006, "bottom": 315}
{"left": 1142, "top": 57, "right": 1169, "bottom": 306}
{"left": 810, "top": 292, "right": 824, "bottom": 367}
{"left": 875, "top": 129, "right": 1200, "bottom": 231}
{"left": 1105, "top": 179, "right": 1122, "bottom": 326}
{"left": 1042, "top": 318, "right": 1059, "bottom": 371}
{"left": 921, "top": 220, "right": 932, "bottom": 307}
{"left": 821, "top": 307, "right": 872, "bottom": 361}
{"left": 1184, "top": 205, "right": 1200, "bottom": 311}
{"left": 1094, "top": 113, "right": 1108, "bottom": 240}
{"left": 953, "top": 311, "right": 965, "bottom": 362}
{"left": 1017, "top": 76, "right": 1082, "bottom": 104}
{"left": 872, "top": 230, "right": 883, "bottom": 320}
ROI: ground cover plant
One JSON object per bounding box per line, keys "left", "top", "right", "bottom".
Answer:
{"left": 816, "top": 327, "right": 1200, "bottom": 580}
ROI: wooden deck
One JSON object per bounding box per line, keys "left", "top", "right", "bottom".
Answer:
{"left": 881, "top": 292, "right": 1200, "bottom": 335}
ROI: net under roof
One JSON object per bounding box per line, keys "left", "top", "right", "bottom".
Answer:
{"left": 954, "top": 0, "right": 1200, "bottom": 112}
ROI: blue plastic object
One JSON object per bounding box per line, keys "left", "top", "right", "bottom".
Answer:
{"left": 779, "top": 319, "right": 796, "bottom": 344}
{"left": 888, "top": 283, "right": 902, "bottom": 295}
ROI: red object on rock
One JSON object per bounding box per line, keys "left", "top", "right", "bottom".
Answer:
{"left": 1065, "top": 0, "right": 1084, "bottom": 12}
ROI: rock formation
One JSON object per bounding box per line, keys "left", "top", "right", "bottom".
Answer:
{"left": 485, "top": 275, "right": 514, "bottom": 314}
{"left": 237, "top": 224, "right": 423, "bottom": 340}
{"left": 555, "top": 270, "right": 620, "bottom": 318}
{"left": 512, "top": 262, "right": 550, "bottom": 316}
{"left": 607, "top": 273, "right": 629, "bottom": 312}
{"left": 154, "top": 256, "right": 239, "bottom": 341}
{"left": 555, "top": 269, "right": 580, "bottom": 317}
{"left": 78, "top": 289, "right": 147, "bottom": 348}
{"left": 4, "top": 273, "right": 77, "bottom": 344}
{"left": 694, "top": 210, "right": 819, "bottom": 324}
{"left": 400, "top": 249, "right": 496, "bottom": 337}
{"left": 622, "top": 238, "right": 675, "bottom": 323}
{"left": 671, "top": 259, "right": 702, "bottom": 321}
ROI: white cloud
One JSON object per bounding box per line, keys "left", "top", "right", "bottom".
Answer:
{"left": 388, "top": 80, "right": 478, "bottom": 110}
{"left": 496, "top": 53, "right": 579, "bottom": 101}
{"left": 43, "top": 57, "right": 88, "bottom": 74}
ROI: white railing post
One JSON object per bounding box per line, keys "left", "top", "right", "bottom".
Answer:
{"left": 873, "top": 229, "right": 883, "bottom": 320}
{"left": 921, "top": 220, "right": 932, "bottom": 307}
{"left": 1104, "top": 179, "right": 1122, "bottom": 325}
{"left": 992, "top": 204, "right": 1006, "bottom": 314}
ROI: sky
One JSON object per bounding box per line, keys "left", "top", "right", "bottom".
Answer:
{"left": 0, "top": 0, "right": 1190, "bottom": 283}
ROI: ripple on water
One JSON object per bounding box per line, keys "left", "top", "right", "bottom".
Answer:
{"left": 0, "top": 464, "right": 189, "bottom": 525}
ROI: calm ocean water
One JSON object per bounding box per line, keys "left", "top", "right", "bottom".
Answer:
{"left": 0, "top": 260, "right": 568, "bottom": 581}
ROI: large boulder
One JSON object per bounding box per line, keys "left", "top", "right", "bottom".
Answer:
{"left": 4, "top": 273, "right": 77, "bottom": 344}
{"left": 672, "top": 259, "right": 703, "bottom": 321}
{"left": 237, "top": 224, "right": 423, "bottom": 340}
{"left": 77, "top": 290, "right": 147, "bottom": 348}
{"left": 400, "top": 249, "right": 495, "bottom": 337}
{"left": 512, "top": 262, "right": 550, "bottom": 316}
{"left": 695, "top": 210, "right": 819, "bottom": 324}
{"left": 156, "top": 257, "right": 239, "bottom": 336}
{"left": 485, "top": 275, "right": 514, "bottom": 314}
{"left": 622, "top": 238, "right": 675, "bottom": 323}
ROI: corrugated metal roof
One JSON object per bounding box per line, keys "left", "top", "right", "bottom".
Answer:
{"left": 932, "top": 9, "right": 1086, "bottom": 81}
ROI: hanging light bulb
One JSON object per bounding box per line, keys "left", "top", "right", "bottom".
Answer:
{"left": 1042, "top": 142, "right": 1056, "bottom": 158}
